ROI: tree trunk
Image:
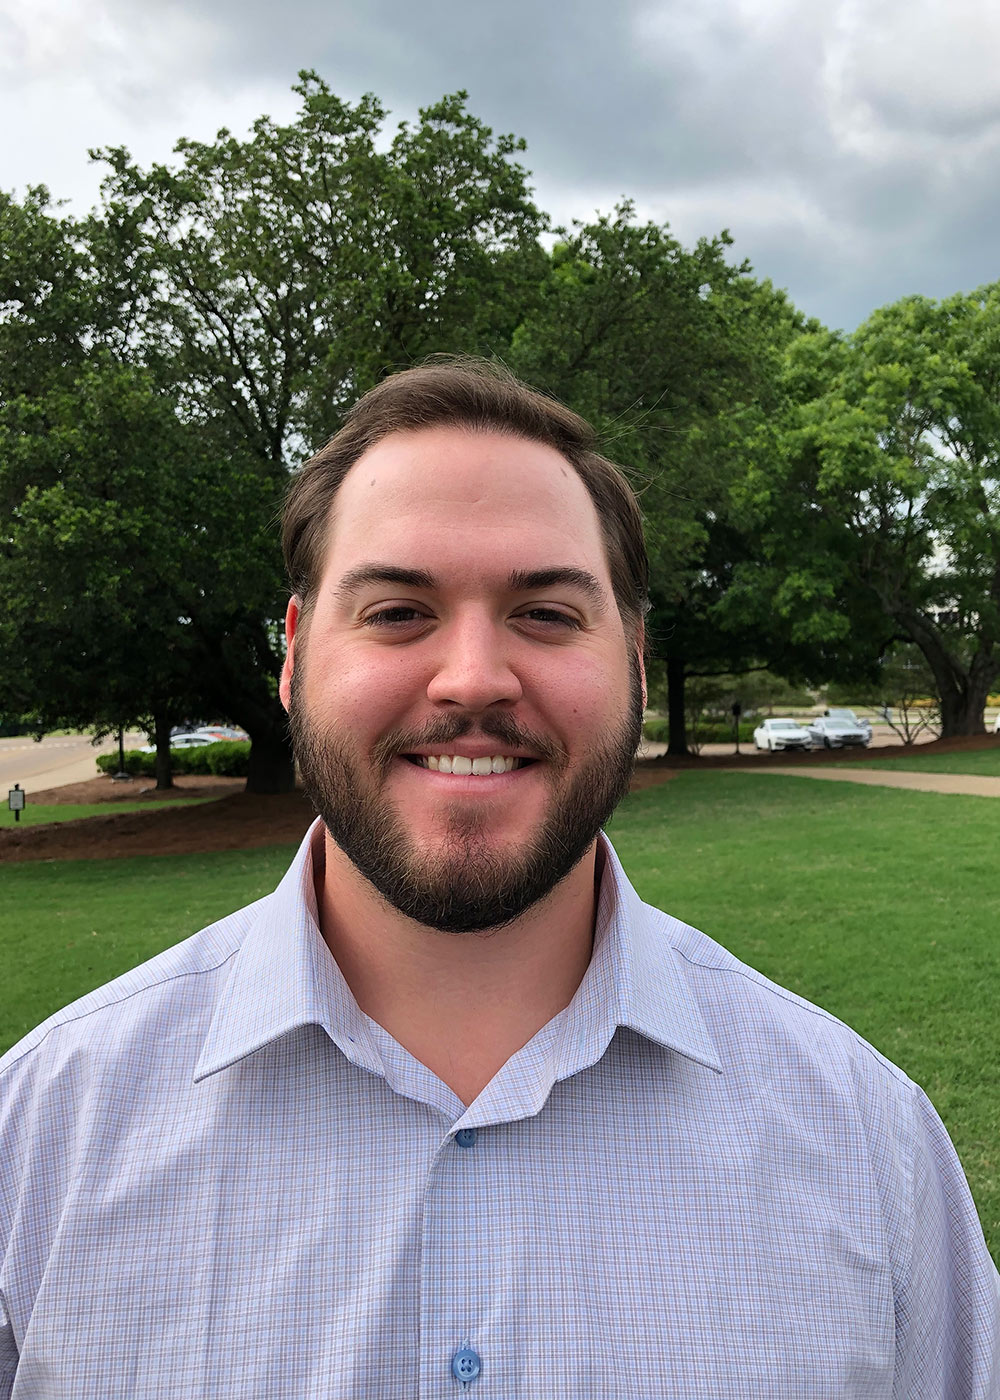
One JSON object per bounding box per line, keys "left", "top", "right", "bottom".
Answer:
{"left": 938, "top": 673, "right": 993, "bottom": 737}
{"left": 245, "top": 722, "right": 297, "bottom": 794}
{"left": 899, "top": 609, "right": 996, "bottom": 737}
{"left": 153, "top": 710, "right": 174, "bottom": 790}
{"left": 666, "top": 654, "right": 689, "bottom": 755}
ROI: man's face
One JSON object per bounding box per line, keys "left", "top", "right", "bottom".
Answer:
{"left": 280, "top": 425, "right": 644, "bottom": 932}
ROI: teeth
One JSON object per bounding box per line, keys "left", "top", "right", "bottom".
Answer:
{"left": 418, "top": 755, "right": 518, "bottom": 775}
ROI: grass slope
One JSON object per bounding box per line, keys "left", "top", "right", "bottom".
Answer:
{"left": 1, "top": 799, "right": 216, "bottom": 829}
{"left": 837, "top": 745, "right": 1000, "bottom": 776}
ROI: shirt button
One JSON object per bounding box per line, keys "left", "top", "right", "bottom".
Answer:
{"left": 454, "top": 1128, "right": 477, "bottom": 1149}
{"left": 451, "top": 1346, "right": 481, "bottom": 1382}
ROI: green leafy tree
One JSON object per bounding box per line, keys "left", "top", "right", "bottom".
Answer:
{"left": 84, "top": 73, "right": 549, "bottom": 787}
{"left": 740, "top": 288, "right": 1000, "bottom": 736}
{"left": 0, "top": 191, "right": 282, "bottom": 788}
{"left": 510, "top": 208, "right": 814, "bottom": 752}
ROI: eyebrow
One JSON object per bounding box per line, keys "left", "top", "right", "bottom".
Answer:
{"left": 333, "top": 563, "right": 608, "bottom": 608}
{"left": 333, "top": 565, "right": 437, "bottom": 603}
{"left": 506, "top": 567, "right": 608, "bottom": 607}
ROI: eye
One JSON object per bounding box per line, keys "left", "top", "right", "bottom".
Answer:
{"left": 515, "top": 607, "right": 583, "bottom": 630}
{"left": 361, "top": 605, "right": 429, "bottom": 628}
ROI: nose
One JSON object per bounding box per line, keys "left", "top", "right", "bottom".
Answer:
{"left": 425, "top": 615, "right": 524, "bottom": 712}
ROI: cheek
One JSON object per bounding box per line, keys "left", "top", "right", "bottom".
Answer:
{"left": 302, "top": 645, "right": 426, "bottom": 730}
{"left": 529, "top": 651, "right": 627, "bottom": 728}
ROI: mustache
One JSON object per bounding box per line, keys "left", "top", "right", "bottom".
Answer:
{"left": 372, "top": 712, "right": 569, "bottom": 772}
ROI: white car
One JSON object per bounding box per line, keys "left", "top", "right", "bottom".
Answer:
{"left": 808, "top": 716, "right": 870, "bottom": 748}
{"left": 139, "top": 733, "right": 217, "bottom": 754}
{"left": 753, "top": 718, "right": 813, "bottom": 752}
{"left": 993, "top": 711, "right": 1000, "bottom": 734}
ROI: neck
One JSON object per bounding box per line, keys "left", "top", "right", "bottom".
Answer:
{"left": 313, "top": 830, "right": 600, "bottom": 1106}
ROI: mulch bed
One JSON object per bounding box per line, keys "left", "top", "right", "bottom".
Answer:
{"left": 2, "top": 734, "right": 996, "bottom": 864}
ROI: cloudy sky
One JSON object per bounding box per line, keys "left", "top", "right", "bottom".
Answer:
{"left": 3, "top": 0, "right": 999, "bottom": 330}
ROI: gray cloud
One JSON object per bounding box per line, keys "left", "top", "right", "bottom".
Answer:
{"left": 4, "top": 0, "right": 1000, "bottom": 330}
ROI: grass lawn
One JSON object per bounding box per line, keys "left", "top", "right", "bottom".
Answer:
{"left": 835, "top": 744, "right": 1000, "bottom": 776}
{"left": 1, "top": 771, "right": 997, "bottom": 1260}
{"left": 0, "top": 799, "right": 217, "bottom": 829}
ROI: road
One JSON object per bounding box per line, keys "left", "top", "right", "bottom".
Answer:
{"left": 0, "top": 733, "right": 146, "bottom": 797}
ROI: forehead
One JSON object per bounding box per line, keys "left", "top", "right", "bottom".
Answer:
{"left": 321, "top": 426, "right": 610, "bottom": 583}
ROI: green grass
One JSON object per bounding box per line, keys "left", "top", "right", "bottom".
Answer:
{"left": 835, "top": 744, "right": 1000, "bottom": 776}
{"left": 1, "top": 798, "right": 217, "bottom": 828}
{"left": 1, "top": 771, "right": 997, "bottom": 1260}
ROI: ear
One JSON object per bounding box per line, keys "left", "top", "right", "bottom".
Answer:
{"left": 636, "top": 624, "right": 647, "bottom": 710}
{"left": 278, "top": 595, "right": 302, "bottom": 714}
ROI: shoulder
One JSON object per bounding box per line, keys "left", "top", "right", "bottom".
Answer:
{"left": 0, "top": 897, "right": 263, "bottom": 1086}
{"left": 640, "top": 899, "right": 918, "bottom": 1136}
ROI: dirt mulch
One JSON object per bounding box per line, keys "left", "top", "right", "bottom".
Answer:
{"left": 2, "top": 777, "right": 318, "bottom": 864}
{"left": 2, "top": 733, "right": 997, "bottom": 864}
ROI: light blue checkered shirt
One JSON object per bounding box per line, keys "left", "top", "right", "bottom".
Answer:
{"left": 1, "top": 824, "right": 998, "bottom": 1398}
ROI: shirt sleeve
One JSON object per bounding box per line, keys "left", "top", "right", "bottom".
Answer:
{"left": 894, "top": 1087, "right": 1000, "bottom": 1399}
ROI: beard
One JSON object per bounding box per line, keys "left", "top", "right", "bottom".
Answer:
{"left": 289, "top": 655, "right": 643, "bottom": 934}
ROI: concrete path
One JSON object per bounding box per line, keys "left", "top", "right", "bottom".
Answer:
{"left": 726, "top": 765, "right": 1000, "bottom": 798}
{"left": 0, "top": 733, "right": 146, "bottom": 796}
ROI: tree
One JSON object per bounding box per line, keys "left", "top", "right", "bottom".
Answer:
{"left": 740, "top": 288, "right": 1000, "bottom": 737}
{"left": 84, "top": 73, "right": 549, "bottom": 788}
{"left": 0, "top": 191, "right": 282, "bottom": 787}
{"left": 509, "top": 208, "right": 812, "bottom": 752}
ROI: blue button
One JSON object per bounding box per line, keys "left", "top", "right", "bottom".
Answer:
{"left": 454, "top": 1128, "right": 477, "bottom": 1149}
{"left": 451, "top": 1346, "right": 481, "bottom": 1382}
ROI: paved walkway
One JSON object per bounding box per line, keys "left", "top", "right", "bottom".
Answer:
{"left": 725, "top": 765, "right": 1000, "bottom": 797}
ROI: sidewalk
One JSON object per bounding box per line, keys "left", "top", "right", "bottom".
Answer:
{"left": 724, "top": 766, "right": 1000, "bottom": 797}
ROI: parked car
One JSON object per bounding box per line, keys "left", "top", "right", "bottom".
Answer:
{"left": 824, "top": 707, "right": 872, "bottom": 741}
{"left": 993, "top": 711, "right": 1000, "bottom": 734}
{"left": 809, "top": 715, "right": 870, "bottom": 748}
{"left": 753, "top": 718, "right": 814, "bottom": 752}
{"left": 139, "top": 732, "right": 217, "bottom": 754}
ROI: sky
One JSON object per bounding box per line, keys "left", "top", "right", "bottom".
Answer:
{"left": 2, "top": 0, "right": 999, "bottom": 331}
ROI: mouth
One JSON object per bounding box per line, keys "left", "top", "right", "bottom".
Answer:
{"left": 403, "top": 754, "right": 535, "bottom": 776}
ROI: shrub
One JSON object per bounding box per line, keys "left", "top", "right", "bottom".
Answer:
{"left": 205, "top": 740, "right": 250, "bottom": 777}
{"left": 642, "top": 719, "right": 757, "bottom": 746}
{"left": 96, "top": 741, "right": 250, "bottom": 778}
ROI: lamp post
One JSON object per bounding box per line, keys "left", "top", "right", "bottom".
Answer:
{"left": 111, "top": 725, "right": 131, "bottom": 783}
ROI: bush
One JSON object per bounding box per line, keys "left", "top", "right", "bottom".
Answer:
{"left": 96, "top": 750, "right": 154, "bottom": 776}
{"left": 205, "top": 740, "right": 250, "bottom": 776}
{"left": 643, "top": 718, "right": 757, "bottom": 746}
{"left": 96, "top": 741, "right": 250, "bottom": 778}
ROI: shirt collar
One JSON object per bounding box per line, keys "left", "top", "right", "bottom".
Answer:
{"left": 194, "top": 821, "right": 722, "bottom": 1085}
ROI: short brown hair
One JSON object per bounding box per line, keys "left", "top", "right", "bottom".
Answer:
{"left": 282, "top": 358, "right": 649, "bottom": 632}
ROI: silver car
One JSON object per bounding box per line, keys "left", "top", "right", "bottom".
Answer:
{"left": 808, "top": 716, "right": 870, "bottom": 748}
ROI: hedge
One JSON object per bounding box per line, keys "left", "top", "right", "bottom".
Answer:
{"left": 643, "top": 718, "right": 757, "bottom": 745}
{"left": 97, "top": 740, "right": 250, "bottom": 778}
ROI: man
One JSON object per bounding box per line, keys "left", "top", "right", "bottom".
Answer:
{"left": 1, "top": 360, "right": 997, "bottom": 1398}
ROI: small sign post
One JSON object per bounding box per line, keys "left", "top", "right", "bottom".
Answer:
{"left": 731, "top": 701, "right": 742, "bottom": 755}
{"left": 8, "top": 783, "right": 25, "bottom": 823}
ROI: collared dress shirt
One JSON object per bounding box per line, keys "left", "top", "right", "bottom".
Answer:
{"left": 1, "top": 824, "right": 997, "bottom": 1398}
